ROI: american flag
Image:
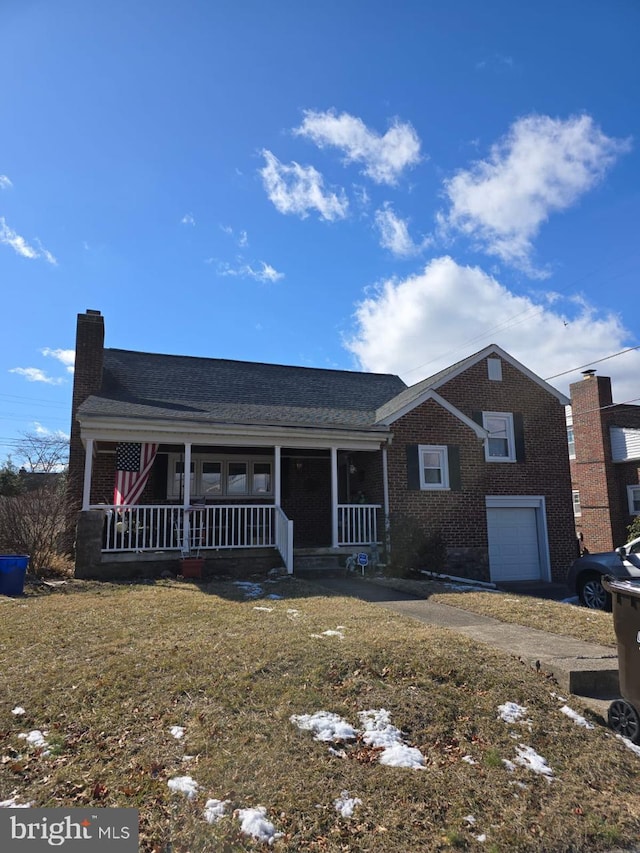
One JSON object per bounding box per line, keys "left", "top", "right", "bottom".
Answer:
{"left": 113, "top": 442, "right": 158, "bottom": 506}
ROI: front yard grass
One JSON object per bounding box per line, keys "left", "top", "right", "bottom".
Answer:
{"left": 1, "top": 576, "right": 637, "bottom": 852}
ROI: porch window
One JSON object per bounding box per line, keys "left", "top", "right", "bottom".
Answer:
{"left": 172, "top": 460, "right": 195, "bottom": 497}
{"left": 227, "top": 462, "right": 248, "bottom": 495}
{"left": 167, "top": 454, "right": 272, "bottom": 499}
{"left": 253, "top": 462, "right": 272, "bottom": 494}
{"left": 202, "top": 461, "right": 222, "bottom": 496}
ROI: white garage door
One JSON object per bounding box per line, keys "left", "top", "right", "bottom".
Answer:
{"left": 487, "top": 506, "right": 541, "bottom": 582}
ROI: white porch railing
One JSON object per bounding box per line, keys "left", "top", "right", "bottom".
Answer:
{"left": 95, "top": 504, "right": 285, "bottom": 553}
{"left": 338, "top": 503, "right": 380, "bottom": 546}
{"left": 275, "top": 507, "right": 294, "bottom": 574}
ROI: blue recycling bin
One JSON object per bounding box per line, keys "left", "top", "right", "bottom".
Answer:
{"left": 0, "top": 555, "right": 30, "bottom": 596}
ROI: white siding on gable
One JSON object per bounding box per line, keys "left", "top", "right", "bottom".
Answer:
{"left": 610, "top": 427, "right": 640, "bottom": 462}
{"left": 487, "top": 358, "right": 502, "bottom": 381}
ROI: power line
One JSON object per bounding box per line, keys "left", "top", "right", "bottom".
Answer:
{"left": 544, "top": 345, "right": 640, "bottom": 381}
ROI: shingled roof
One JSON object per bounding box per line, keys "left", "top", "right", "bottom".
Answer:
{"left": 78, "top": 349, "right": 408, "bottom": 431}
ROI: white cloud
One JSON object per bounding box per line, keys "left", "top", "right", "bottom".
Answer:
{"left": 294, "top": 109, "right": 422, "bottom": 186}
{"left": 441, "top": 114, "right": 631, "bottom": 275}
{"left": 181, "top": 213, "right": 196, "bottom": 226}
{"left": 0, "top": 175, "right": 12, "bottom": 190}
{"left": 0, "top": 217, "right": 57, "bottom": 264}
{"left": 41, "top": 347, "right": 75, "bottom": 373}
{"left": 220, "top": 225, "right": 249, "bottom": 248}
{"left": 375, "top": 203, "right": 432, "bottom": 257}
{"left": 9, "top": 367, "right": 65, "bottom": 385}
{"left": 259, "top": 150, "right": 348, "bottom": 221}
{"left": 345, "top": 255, "right": 640, "bottom": 401}
{"left": 217, "top": 259, "right": 284, "bottom": 283}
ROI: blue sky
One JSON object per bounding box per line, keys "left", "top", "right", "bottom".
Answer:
{"left": 1, "top": 0, "right": 639, "bottom": 464}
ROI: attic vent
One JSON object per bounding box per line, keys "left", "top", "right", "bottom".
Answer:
{"left": 487, "top": 358, "right": 502, "bottom": 381}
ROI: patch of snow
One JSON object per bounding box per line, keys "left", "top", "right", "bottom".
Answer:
{"left": 560, "top": 705, "right": 595, "bottom": 729}
{"left": 0, "top": 796, "right": 32, "bottom": 808}
{"left": 253, "top": 606, "right": 273, "bottom": 612}
{"left": 11, "top": 707, "right": 25, "bottom": 716}
{"left": 476, "top": 833, "right": 487, "bottom": 842}
{"left": 320, "top": 629, "right": 344, "bottom": 638}
{"left": 235, "top": 806, "right": 283, "bottom": 845}
{"left": 463, "top": 815, "right": 476, "bottom": 825}
{"left": 170, "top": 725, "right": 185, "bottom": 739}
{"left": 167, "top": 776, "right": 199, "bottom": 799}
{"left": 378, "top": 743, "right": 426, "bottom": 769}
{"left": 359, "top": 708, "right": 426, "bottom": 769}
{"left": 334, "top": 791, "right": 362, "bottom": 818}
{"left": 203, "top": 799, "right": 230, "bottom": 824}
{"left": 461, "top": 754, "right": 477, "bottom": 764}
{"left": 328, "top": 746, "right": 347, "bottom": 758}
{"left": 286, "top": 608, "right": 299, "bottom": 615}
{"left": 514, "top": 744, "right": 554, "bottom": 779}
{"left": 17, "top": 730, "right": 50, "bottom": 754}
{"left": 498, "top": 702, "right": 529, "bottom": 725}
{"left": 616, "top": 734, "right": 640, "bottom": 757}
{"left": 502, "top": 759, "right": 516, "bottom": 772}
{"left": 290, "top": 711, "right": 358, "bottom": 742}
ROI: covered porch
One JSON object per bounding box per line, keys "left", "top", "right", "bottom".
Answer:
{"left": 78, "top": 425, "right": 392, "bottom": 575}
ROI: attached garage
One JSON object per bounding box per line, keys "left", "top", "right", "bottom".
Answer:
{"left": 486, "top": 497, "right": 550, "bottom": 582}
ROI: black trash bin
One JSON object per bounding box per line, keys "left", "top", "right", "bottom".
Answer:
{"left": 602, "top": 576, "right": 640, "bottom": 743}
{"left": 0, "top": 555, "right": 30, "bottom": 596}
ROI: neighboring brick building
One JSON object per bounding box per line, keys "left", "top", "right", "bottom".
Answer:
{"left": 569, "top": 371, "right": 640, "bottom": 553}
{"left": 68, "top": 310, "right": 576, "bottom": 583}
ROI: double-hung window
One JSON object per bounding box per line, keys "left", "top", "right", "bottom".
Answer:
{"left": 418, "top": 445, "right": 449, "bottom": 490}
{"left": 628, "top": 485, "right": 640, "bottom": 516}
{"left": 567, "top": 426, "right": 575, "bottom": 459}
{"left": 572, "top": 490, "right": 581, "bottom": 517}
{"left": 483, "top": 412, "right": 516, "bottom": 462}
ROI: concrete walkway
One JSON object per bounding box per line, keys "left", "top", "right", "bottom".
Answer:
{"left": 313, "top": 576, "right": 620, "bottom": 715}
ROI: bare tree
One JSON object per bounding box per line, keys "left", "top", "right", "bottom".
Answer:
{"left": 14, "top": 431, "right": 69, "bottom": 473}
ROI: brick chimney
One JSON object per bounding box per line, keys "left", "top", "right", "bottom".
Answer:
{"left": 66, "top": 311, "right": 105, "bottom": 539}
{"left": 569, "top": 370, "right": 618, "bottom": 551}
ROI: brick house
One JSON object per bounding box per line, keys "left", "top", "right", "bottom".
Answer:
{"left": 68, "top": 310, "right": 576, "bottom": 583}
{"left": 569, "top": 370, "right": 640, "bottom": 553}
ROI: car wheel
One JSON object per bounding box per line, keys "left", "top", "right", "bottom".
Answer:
{"left": 578, "top": 573, "right": 612, "bottom": 611}
{"left": 608, "top": 699, "right": 640, "bottom": 743}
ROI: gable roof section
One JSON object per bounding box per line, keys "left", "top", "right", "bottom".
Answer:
{"left": 376, "top": 388, "right": 488, "bottom": 438}
{"left": 376, "top": 343, "right": 569, "bottom": 424}
{"left": 77, "top": 348, "right": 408, "bottom": 431}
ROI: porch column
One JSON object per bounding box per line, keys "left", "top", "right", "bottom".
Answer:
{"left": 274, "top": 446, "right": 281, "bottom": 507}
{"left": 82, "top": 438, "right": 94, "bottom": 510}
{"left": 331, "top": 446, "right": 339, "bottom": 548}
{"left": 382, "top": 443, "right": 390, "bottom": 551}
{"left": 182, "top": 443, "right": 192, "bottom": 552}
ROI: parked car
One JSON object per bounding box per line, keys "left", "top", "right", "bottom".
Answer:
{"left": 568, "top": 537, "right": 640, "bottom": 610}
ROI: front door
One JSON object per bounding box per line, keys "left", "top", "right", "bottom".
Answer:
{"left": 281, "top": 454, "right": 332, "bottom": 548}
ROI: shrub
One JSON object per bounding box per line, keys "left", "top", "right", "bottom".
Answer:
{"left": 384, "top": 514, "right": 447, "bottom": 578}
{"left": 0, "top": 479, "right": 69, "bottom": 576}
{"left": 627, "top": 515, "right": 640, "bottom": 542}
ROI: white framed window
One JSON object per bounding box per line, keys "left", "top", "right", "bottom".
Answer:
{"left": 628, "top": 485, "right": 640, "bottom": 516}
{"left": 567, "top": 426, "right": 575, "bottom": 459}
{"left": 418, "top": 445, "right": 449, "bottom": 490}
{"left": 483, "top": 412, "right": 516, "bottom": 462}
{"left": 572, "top": 490, "right": 581, "bottom": 517}
{"left": 167, "top": 454, "right": 273, "bottom": 499}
